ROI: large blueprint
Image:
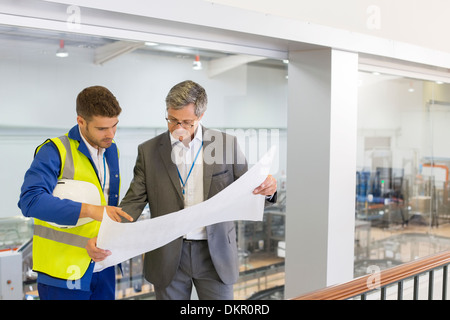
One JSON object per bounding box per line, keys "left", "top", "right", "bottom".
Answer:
{"left": 95, "top": 146, "right": 276, "bottom": 271}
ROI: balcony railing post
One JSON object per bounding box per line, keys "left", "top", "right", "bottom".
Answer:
{"left": 397, "top": 281, "right": 403, "bottom": 300}
{"left": 380, "top": 286, "right": 386, "bottom": 300}
{"left": 413, "top": 276, "right": 419, "bottom": 300}
{"left": 443, "top": 266, "right": 448, "bottom": 300}
{"left": 428, "top": 270, "right": 434, "bottom": 300}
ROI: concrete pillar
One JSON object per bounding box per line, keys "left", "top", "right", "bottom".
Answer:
{"left": 284, "top": 49, "right": 358, "bottom": 298}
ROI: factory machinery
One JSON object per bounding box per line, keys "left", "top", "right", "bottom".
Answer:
{"left": 0, "top": 217, "right": 33, "bottom": 300}
{"left": 355, "top": 161, "right": 450, "bottom": 227}
{"left": 354, "top": 160, "right": 450, "bottom": 278}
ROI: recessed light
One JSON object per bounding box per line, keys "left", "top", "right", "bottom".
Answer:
{"left": 56, "top": 40, "right": 68, "bottom": 58}
{"left": 192, "top": 55, "right": 202, "bottom": 70}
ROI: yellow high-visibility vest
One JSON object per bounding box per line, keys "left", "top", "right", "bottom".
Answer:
{"left": 32, "top": 134, "right": 108, "bottom": 280}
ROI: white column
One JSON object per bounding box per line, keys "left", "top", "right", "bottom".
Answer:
{"left": 284, "top": 48, "right": 358, "bottom": 298}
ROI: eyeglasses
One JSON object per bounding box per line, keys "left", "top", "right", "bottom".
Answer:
{"left": 165, "top": 117, "right": 198, "bottom": 129}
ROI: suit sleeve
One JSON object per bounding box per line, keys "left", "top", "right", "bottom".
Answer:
{"left": 119, "top": 143, "right": 150, "bottom": 222}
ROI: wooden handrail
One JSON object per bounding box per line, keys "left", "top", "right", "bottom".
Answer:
{"left": 293, "top": 250, "right": 450, "bottom": 300}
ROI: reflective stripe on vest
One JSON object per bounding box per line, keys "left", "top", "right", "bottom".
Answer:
{"left": 33, "top": 224, "right": 90, "bottom": 249}
{"left": 32, "top": 134, "right": 107, "bottom": 280}
{"left": 59, "top": 135, "right": 75, "bottom": 180}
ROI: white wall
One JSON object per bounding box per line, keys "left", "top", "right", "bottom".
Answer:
{"left": 0, "top": 42, "right": 287, "bottom": 129}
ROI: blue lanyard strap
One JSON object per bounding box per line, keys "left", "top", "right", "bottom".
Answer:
{"left": 176, "top": 141, "right": 204, "bottom": 196}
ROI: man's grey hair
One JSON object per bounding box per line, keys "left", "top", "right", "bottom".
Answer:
{"left": 165, "top": 80, "right": 208, "bottom": 117}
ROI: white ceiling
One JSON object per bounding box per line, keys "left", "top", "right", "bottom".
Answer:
{"left": 0, "top": 24, "right": 287, "bottom": 71}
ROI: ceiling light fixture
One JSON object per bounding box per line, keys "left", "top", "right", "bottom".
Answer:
{"left": 144, "top": 42, "right": 159, "bottom": 47}
{"left": 192, "top": 55, "right": 202, "bottom": 70}
{"left": 56, "top": 39, "right": 69, "bottom": 58}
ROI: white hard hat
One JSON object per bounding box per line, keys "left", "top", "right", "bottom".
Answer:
{"left": 50, "top": 179, "right": 101, "bottom": 228}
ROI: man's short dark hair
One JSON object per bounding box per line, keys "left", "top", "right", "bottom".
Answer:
{"left": 76, "top": 86, "right": 122, "bottom": 120}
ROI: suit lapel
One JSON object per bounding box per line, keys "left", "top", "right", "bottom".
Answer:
{"left": 158, "top": 131, "right": 184, "bottom": 201}
{"left": 202, "top": 126, "right": 214, "bottom": 200}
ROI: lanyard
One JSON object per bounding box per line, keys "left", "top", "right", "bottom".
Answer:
{"left": 176, "top": 141, "right": 203, "bottom": 197}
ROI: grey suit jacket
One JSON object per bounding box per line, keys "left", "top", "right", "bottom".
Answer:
{"left": 119, "top": 127, "right": 249, "bottom": 288}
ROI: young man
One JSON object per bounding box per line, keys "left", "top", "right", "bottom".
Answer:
{"left": 18, "top": 86, "right": 132, "bottom": 300}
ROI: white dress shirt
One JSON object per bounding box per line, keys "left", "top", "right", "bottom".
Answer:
{"left": 170, "top": 125, "right": 206, "bottom": 240}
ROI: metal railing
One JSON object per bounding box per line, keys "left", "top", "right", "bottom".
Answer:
{"left": 293, "top": 250, "right": 450, "bottom": 300}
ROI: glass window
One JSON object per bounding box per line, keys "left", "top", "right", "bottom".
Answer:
{"left": 355, "top": 71, "right": 450, "bottom": 277}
